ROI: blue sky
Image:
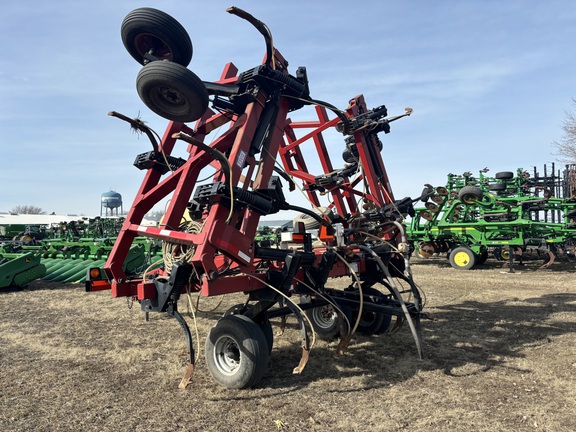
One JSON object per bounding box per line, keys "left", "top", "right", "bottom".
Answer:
{"left": 1, "top": 0, "right": 575, "bottom": 217}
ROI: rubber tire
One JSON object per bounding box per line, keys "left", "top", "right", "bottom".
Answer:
{"left": 305, "top": 304, "right": 340, "bottom": 340}
{"left": 449, "top": 246, "right": 476, "bottom": 270}
{"left": 488, "top": 183, "right": 506, "bottom": 191}
{"left": 495, "top": 247, "right": 510, "bottom": 261}
{"left": 136, "top": 61, "right": 208, "bottom": 122}
{"left": 223, "top": 304, "right": 273, "bottom": 354}
{"left": 495, "top": 171, "right": 514, "bottom": 180}
{"left": 351, "top": 287, "right": 392, "bottom": 335}
{"left": 205, "top": 314, "right": 269, "bottom": 389}
{"left": 475, "top": 250, "right": 489, "bottom": 265}
{"left": 458, "top": 185, "right": 483, "bottom": 204}
{"left": 255, "top": 317, "right": 274, "bottom": 355}
{"left": 121, "top": 7, "right": 192, "bottom": 66}
{"left": 420, "top": 185, "right": 434, "bottom": 202}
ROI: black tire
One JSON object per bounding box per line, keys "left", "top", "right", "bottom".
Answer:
{"left": 223, "top": 303, "right": 246, "bottom": 316}
{"left": 449, "top": 246, "right": 476, "bottom": 270}
{"left": 136, "top": 61, "right": 208, "bottom": 122}
{"left": 488, "top": 183, "right": 507, "bottom": 191}
{"left": 420, "top": 185, "right": 434, "bottom": 202}
{"left": 205, "top": 314, "right": 269, "bottom": 389}
{"left": 256, "top": 317, "right": 274, "bottom": 355}
{"left": 121, "top": 8, "right": 192, "bottom": 66}
{"left": 305, "top": 303, "right": 340, "bottom": 340}
{"left": 224, "top": 304, "right": 273, "bottom": 354}
{"left": 351, "top": 287, "right": 392, "bottom": 335}
{"left": 495, "top": 171, "right": 514, "bottom": 180}
{"left": 475, "top": 249, "right": 489, "bottom": 265}
{"left": 496, "top": 247, "right": 511, "bottom": 261}
{"left": 458, "top": 185, "right": 484, "bottom": 204}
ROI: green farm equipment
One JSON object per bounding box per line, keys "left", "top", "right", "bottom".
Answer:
{"left": 0, "top": 251, "right": 46, "bottom": 288}
{"left": 0, "top": 217, "right": 157, "bottom": 287}
{"left": 407, "top": 165, "right": 576, "bottom": 270}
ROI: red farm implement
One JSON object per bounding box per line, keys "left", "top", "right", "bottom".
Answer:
{"left": 86, "top": 7, "right": 424, "bottom": 389}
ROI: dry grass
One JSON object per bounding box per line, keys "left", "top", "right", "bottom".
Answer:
{"left": 1, "top": 258, "right": 575, "bottom": 431}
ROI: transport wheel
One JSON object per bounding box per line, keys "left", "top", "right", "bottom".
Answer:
{"left": 458, "top": 185, "right": 483, "bottom": 204}
{"left": 449, "top": 246, "right": 476, "bottom": 270}
{"left": 256, "top": 317, "right": 274, "bottom": 354}
{"left": 351, "top": 287, "right": 392, "bottom": 335}
{"left": 223, "top": 304, "right": 274, "bottom": 354}
{"left": 495, "top": 171, "right": 514, "bottom": 180}
{"left": 494, "top": 247, "right": 509, "bottom": 261}
{"left": 205, "top": 314, "right": 269, "bottom": 389}
{"left": 121, "top": 7, "right": 193, "bottom": 66}
{"left": 475, "top": 249, "right": 489, "bottom": 265}
{"left": 488, "top": 183, "right": 506, "bottom": 191}
{"left": 305, "top": 304, "right": 340, "bottom": 340}
{"left": 420, "top": 185, "right": 434, "bottom": 202}
{"left": 137, "top": 61, "right": 208, "bottom": 122}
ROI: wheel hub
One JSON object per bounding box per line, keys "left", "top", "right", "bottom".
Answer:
{"left": 213, "top": 336, "right": 241, "bottom": 376}
{"left": 134, "top": 33, "right": 172, "bottom": 60}
{"left": 159, "top": 87, "right": 185, "bottom": 105}
{"left": 312, "top": 306, "right": 336, "bottom": 330}
{"left": 453, "top": 251, "right": 470, "bottom": 266}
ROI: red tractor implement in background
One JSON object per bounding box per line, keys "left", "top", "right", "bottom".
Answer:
{"left": 86, "top": 6, "right": 425, "bottom": 389}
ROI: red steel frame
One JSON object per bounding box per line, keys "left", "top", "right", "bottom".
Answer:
{"left": 99, "top": 52, "right": 402, "bottom": 303}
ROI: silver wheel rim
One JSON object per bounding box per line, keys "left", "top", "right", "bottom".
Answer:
{"left": 213, "top": 335, "right": 241, "bottom": 376}
{"left": 311, "top": 305, "right": 337, "bottom": 330}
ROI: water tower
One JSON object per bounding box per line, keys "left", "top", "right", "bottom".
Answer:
{"left": 101, "top": 191, "right": 123, "bottom": 216}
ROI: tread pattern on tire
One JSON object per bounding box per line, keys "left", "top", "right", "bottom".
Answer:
{"left": 205, "top": 314, "right": 269, "bottom": 389}
{"left": 136, "top": 61, "right": 208, "bottom": 122}
{"left": 121, "top": 7, "right": 193, "bottom": 66}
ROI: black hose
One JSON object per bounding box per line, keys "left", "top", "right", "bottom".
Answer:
{"left": 286, "top": 204, "right": 332, "bottom": 228}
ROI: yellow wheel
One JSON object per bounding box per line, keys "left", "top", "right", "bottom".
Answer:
{"left": 449, "top": 246, "right": 476, "bottom": 270}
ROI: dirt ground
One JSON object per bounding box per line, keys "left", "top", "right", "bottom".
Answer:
{"left": 1, "top": 257, "right": 575, "bottom": 432}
